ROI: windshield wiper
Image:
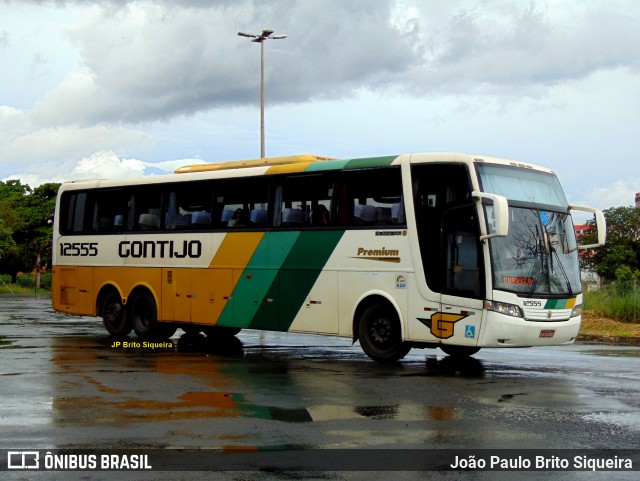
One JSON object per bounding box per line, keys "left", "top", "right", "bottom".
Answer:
{"left": 542, "top": 217, "right": 574, "bottom": 295}
{"left": 529, "top": 222, "right": 551, "bottom": 294}
{"left": 547, "top": 230, "right": 573, "bottom": 295}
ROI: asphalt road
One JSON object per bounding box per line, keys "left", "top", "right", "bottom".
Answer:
{"left": 1, "top": 294, "right": 639, "bottom": 480}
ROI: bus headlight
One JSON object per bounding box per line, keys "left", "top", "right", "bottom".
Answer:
{"left": 570, "top": 304, "right": 583, "bottom": 318}
{"left": 486, "top": 300, "right": 523, "bottom": 318}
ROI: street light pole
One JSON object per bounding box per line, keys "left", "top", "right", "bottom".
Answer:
{"left": 238, "top": 29, "right": 287, "bottom": 158}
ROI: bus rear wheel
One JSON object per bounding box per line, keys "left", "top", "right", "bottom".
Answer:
{"left": 358, "top": 303, "right": 411, "bottom": 363}
{"left": 440, "top": 345, "right": 481, "bottom": 357}
{"left": 130, "top": 292, "right": 176, "bottom": 340}
{"left": 102, "top": 291, "right": 132, "bottom": 336}
{"left": 203, "top": 326, "right": 242, "bottom": 338}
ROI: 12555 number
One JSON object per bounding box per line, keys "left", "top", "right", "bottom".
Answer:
{"left": 59, "top": 242, "right": 99, "bottom": 257}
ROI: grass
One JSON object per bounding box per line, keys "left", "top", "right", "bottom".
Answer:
{"left": 580, "top": 311, "right": 640, "bottom": 340}
{"left": 583, "top": 282, "right": 639, "bottom": 323}
{"left": 0, "top": 283, "right": 49, "bottom": 294}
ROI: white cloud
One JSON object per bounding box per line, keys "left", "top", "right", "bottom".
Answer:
{"left": 0, "top": 121, "right": 150, "bottom": 165}
{"left": 585, "top": 179, "right": 640, "bottom": 211}
{"left": 4, "top": 151, "right": 147, "bottom": 185}
{"left": 72, "top": 151, "right": 146, "bottom": 178}
{"left": 18, "top": 0, "right": 640, "bottom": 130}
{"left": 144, "top": 158, "right": 206, "bottom": 173}
{"left": 24, "top": 0, "right": 426, "bottom": 125}
{"left": 1, "top": 0, "right": 639, "bottom": 217}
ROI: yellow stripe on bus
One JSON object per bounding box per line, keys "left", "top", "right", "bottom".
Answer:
{"left": 265, "top": 162, "right": 314, "bottom": 175}
{"left": 209, "top": 232, "right": 265, "bottom": 269}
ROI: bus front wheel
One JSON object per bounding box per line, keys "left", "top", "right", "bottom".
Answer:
{"left": 102, "top": 291, "right": 132, "bottom": 336}
{"left": 130, "top": 292, "right": 176, "bottom": 340}
{"left": 358, "top": 303, "right": 411, "bottom": 363}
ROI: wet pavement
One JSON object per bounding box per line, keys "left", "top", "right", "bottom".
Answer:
{"left": 1, "top": 294, "right": 640, "bottom": 480}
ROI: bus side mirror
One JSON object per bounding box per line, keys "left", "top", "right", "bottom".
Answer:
{"left": 472, "top": 191, "right": 509, "bottom": 241}
{"left": 569, "top": 205, "right": 607, "bottom": 249}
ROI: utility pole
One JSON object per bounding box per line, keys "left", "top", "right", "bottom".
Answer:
{"left": 237, "top": 29, "right": 287, "bottom": 158}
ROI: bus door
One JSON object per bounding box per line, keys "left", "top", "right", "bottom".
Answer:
{"left": 439, "top": 203, "right": 484, "bottom": 346}
{"left": 412, "top": 164, "right": 485, "bottom": 346}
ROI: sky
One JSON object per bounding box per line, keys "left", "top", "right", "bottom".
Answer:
{"left": 1, "top": 0, "right": 639, "bottom": 215}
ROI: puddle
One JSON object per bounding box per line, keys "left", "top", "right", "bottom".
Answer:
{"left": 53, "top": 390, "right": 315, "bottom": 425}
{"left": 402, "top": 355, "right": 485, "bottom": 378}
{"left": 583, "top": 412, "right": 640, "bottom": 431}
{"left": 307, "top": 403, "right": 456, "bottom": 422}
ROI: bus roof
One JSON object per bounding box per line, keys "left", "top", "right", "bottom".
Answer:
{"left": 57, "top": 153, "right": 554, "bottom": 191}
{"left": 174, "top": 154, "right": 337, "bottom": 174}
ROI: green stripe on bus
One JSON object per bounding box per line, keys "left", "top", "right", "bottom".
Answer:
{"left": 305, "top": 159, "right": 350, "bottom": 172}
{"left": 249, "top": 230, "right": 345, "bottom": 331}
{"left": 544, "top": 299, "right": 568, "bottom": 309}
{"left": 343, "top": 156, "right": 398, "bottom": 169}
{"left": 304, "top": 156, "right": 398, "bottom": 172}
{"left": 544, "top": 299, "right": 558, "bottom": 309}
{"left": 216, "top": 231, "right": 300, "bottom": 329}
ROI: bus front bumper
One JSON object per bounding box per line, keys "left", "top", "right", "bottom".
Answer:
{"left": 478, "top": 312, "right": 581, "bottom": 347}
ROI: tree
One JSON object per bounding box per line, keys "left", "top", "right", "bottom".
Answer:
{"left": 0, "top": 180, "right": 60, "bottom": 286}
{"left": 20, "top": 183, "right": 59, "bottom": 287}
{"left": 0, "top": 218, "right": 16, "bottom": 260}
{"left": 581, "top": 206, "right": 640, "bottom": 282}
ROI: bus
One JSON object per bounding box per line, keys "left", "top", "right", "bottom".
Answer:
{"left": 51, "top": 153, "right": 606, "bottom": 362}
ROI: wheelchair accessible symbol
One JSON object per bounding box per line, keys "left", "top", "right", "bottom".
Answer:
{"left": 465, "top": 325, "right": 476, "bottom": 339}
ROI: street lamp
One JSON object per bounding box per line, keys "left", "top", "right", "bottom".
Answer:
{"left": 238, "top": 29, "right": 287, "bottom": 158}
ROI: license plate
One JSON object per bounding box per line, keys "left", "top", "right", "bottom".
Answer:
{"left": 539, "top": 329, "right": 555, "bottom": 338}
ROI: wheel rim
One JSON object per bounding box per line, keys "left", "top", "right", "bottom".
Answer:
{"left": 131, "top": 294, "right": 158, "bottom": 338}
{"left": 104, "top": 302, "right": 122, "bottom": 326}
{"left": 103, "top": 292, "right": 130, "bottom": 335}
{"left": 135, "top": 298, "right": 153, "bottom": 330}
{"left": 368, "top": 317, "right": 394, "bottom": 349}
{"left": 359, "top": 303, "right": 411, "bottom": 362}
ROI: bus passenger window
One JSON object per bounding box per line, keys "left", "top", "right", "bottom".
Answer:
{"left": 92, "top": 189, "right": 129, "bottom": 233}
{"left": 215, "top": 178, "right": 269, "bottom": 229}
{"left": 339, "top": 167, "right": 404, "bottom": 227}
{"left": 275, "top": 173, "right": 333, "bottom": 228}
{"left": 165, "top": 182, "right": 213, "bottom": 230}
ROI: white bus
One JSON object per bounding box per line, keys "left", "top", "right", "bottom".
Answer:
{"left": 51, "top": 153, "right": 605, "bottom": 362}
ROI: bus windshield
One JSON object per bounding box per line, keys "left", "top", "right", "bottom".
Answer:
{"left": 476, "top": 164, "right": 581, "bottom": 296}
{"left": 476, "top": 163, "right": 568, "bottom": 210}
{"left": 487, "top": 208, "right": 581, "bottom": 296}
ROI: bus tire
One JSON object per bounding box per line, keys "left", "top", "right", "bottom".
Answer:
{"left": 130, "top": 291, "right": 176, "bottom": 339}
{"left": 440, "top": 345, "right": 481, "bottom": 357}
{"left": 101, "top": 290, "right": 132, "bottom": 336}
{"left": 203, "top": 326, "right": 242, "bottom": 338}
{"left": 358, "top": 303, "right": 411, "bottom": 363}
{"left": 180, "top": 325, "right": 203, "bottom": 334}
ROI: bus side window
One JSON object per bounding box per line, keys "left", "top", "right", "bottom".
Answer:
{"left": 60, "top": 191, "right": 90, "bottom": 234}
{"left": 131, "top": 188, "right": 162, "bottom": 231}
{"left": 339, "top": 167, "right": 404, "bottom": 227}
{"left": 215, "top": 178, "right": 269, "bottom": 229}
{"left": 274, "top": 173, "right": 333, "bottom": 228}
{"left": 93, "top": 189, "right": 129, "bottom": 233}
{"left": 165, "top": 182, "right": 213, "bottom": 230}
